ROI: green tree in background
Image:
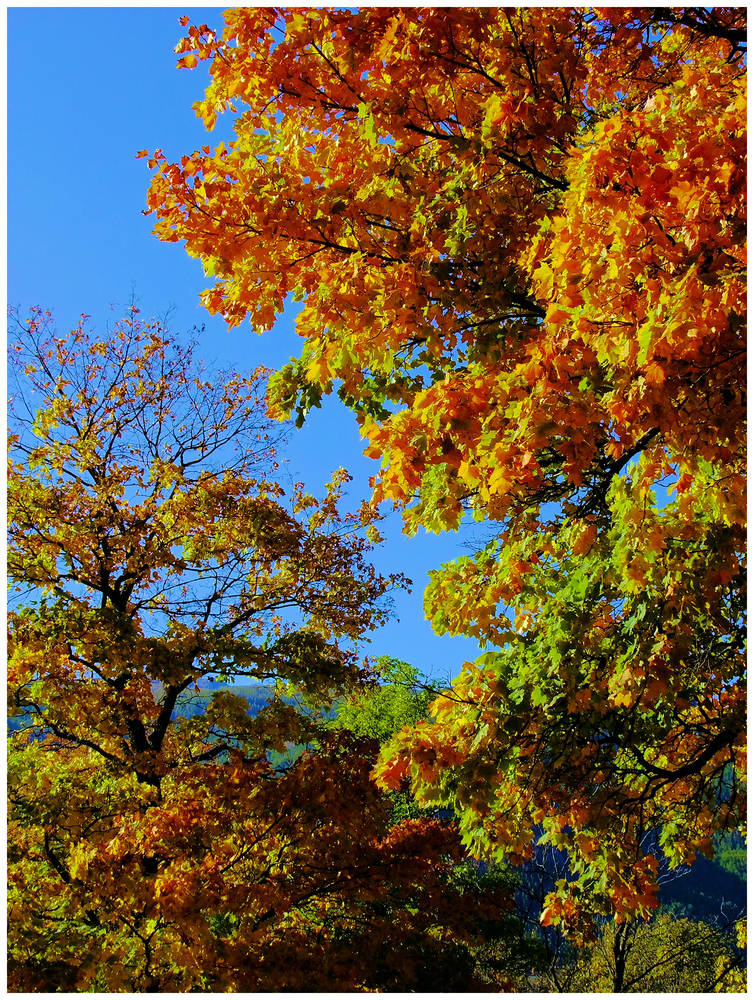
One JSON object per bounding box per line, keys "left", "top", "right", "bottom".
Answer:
{"left": 564, "top": 913, "right": 745, "bottom": 993}
{"left": 333, "top": 656, "right": 438, "bottom": 745}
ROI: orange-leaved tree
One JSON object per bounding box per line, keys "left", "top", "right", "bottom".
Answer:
{"left": 146, "top": 8, "right": 746, "bottom": 932}
{"left": 7, "top": 307, "right": 512, "bottom": 991}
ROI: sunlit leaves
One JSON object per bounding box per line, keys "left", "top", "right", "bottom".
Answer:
{"left": 147, "top": 7, "right": 746, "bottom": 931}
{"left": 9, "top": 310, "right": 475, "bottom": 991}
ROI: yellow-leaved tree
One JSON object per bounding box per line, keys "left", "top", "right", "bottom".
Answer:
{"left": 8, "top": 307, "right": 514, "bottom": 991}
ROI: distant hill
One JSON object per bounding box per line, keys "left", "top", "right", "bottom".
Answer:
{"left": 659, "top": 837, "right": 746, "bottom": 926}
{"left": 171, "top": 684, "right": 275, "bottom": 719}
{"left": 8, "top": 683, "right": 277, "bottom": 733}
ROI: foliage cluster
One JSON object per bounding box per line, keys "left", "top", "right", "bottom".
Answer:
{"left": 147, "top": 4, "right": 746, "bottom": 934}
{"left": 6, "top": 313, "right": 494, "bottom": 991}
{"left": 7, "top": 4, "right": 747, "bottom": 992}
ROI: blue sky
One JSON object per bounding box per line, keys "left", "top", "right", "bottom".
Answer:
{"left": 8, "top": 6, "right": 486, "bottom": 681}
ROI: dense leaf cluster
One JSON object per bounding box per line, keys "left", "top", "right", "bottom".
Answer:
{"left": 147, "top": 6, "right": 746, "bottom": 931}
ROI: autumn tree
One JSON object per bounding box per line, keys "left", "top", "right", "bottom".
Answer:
{"left": 147, "top": 7, "right": 746, "bottom": 931}
{"left": 563, "top": 912, "right": 746, "bottom": 993}
{"left": 7, "top": 307, "right": 509, "bottom": 992}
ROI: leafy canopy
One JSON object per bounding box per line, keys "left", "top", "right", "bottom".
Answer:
{"left": 7, "top": 308, "right": 500, "bottom": 992}
{"left": 147, "top": 7, "right": 746, "bottom": 931}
